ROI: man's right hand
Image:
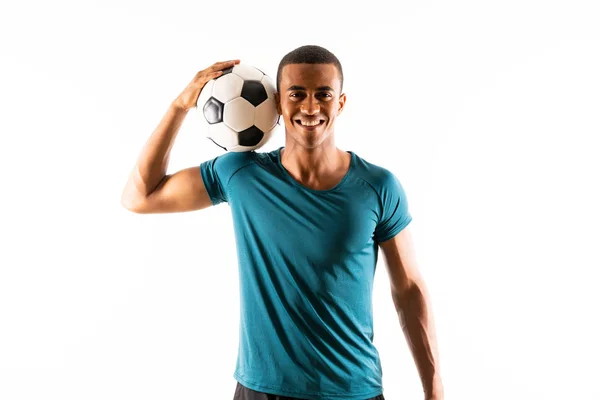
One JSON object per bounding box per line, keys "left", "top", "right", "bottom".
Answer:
{"left": 173, "top": 59, "right": 241, "bottom": 111}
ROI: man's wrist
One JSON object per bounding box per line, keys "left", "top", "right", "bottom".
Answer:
{"left": 171, "top": 99, "right": 190, "bottom": 113}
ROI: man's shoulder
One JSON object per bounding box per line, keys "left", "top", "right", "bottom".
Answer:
{"left": 352, "top": 151, "right": 400, "bottom": 189}
{"left": 216, "top": 147, "right": 278, "bottom": 165}
{"left": 205, "top": 149, "right": 259, "bottom": 170}
{"left": 202, "top": 147, "right": 279, "bottom": 181}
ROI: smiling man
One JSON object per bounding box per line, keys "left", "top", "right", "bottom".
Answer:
{"left": 121, "top": 45, "right": 443, "bottom": 400}
{"left": 275, "top": 60, "right": 351, "bottom": 193}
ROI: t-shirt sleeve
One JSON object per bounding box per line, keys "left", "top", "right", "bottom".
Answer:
{"left": 373, "top": 171, "right": 412, "bottom": 243}
{"left": 199, "top": 156, "right": 229, "bottom": 205}
{"left": 199, "top": 151, "right": 256, "bottom": 206}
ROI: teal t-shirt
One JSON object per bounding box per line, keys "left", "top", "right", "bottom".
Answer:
{"left": 200, "top": 147, "right": 412, "bottom": 400}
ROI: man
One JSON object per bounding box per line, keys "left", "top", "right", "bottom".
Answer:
{"left": 121, "top": 45, "right": 443, "bottom": 400}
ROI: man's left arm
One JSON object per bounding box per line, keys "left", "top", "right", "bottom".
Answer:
{"left": 379, "top": 226, "right": 444, "bottom": 400}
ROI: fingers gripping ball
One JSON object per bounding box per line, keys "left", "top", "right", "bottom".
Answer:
{"left": 196, "top": 64, "right": 280, "bottom": 152}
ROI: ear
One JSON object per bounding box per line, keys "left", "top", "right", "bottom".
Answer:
{"left": 274, "top": 92, "right": 282, "bottom": 115}
{"left": 337, "top": 92, "right": 347, "bottom": 115}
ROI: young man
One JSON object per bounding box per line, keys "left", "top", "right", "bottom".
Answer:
{"left": 121, "top": 45, "right": 443, "bottom": 400}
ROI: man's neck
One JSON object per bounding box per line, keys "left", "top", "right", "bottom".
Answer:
{"left": 280, "top": 144, "right": 350, "bottom": 189}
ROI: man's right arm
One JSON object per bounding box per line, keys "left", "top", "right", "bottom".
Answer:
{"left": 120, "top": 102, "right": 213, "bottom": 214}
{"left": 120, "top": 60, "right": 240, "bottom": 214}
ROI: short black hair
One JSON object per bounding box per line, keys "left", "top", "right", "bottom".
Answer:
{"left": 276, "top": 45, "right": 344, "bottom": 94}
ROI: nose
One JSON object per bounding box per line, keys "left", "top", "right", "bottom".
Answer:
{"left": 300, "top": 96, "right": 320, "bottom": 115}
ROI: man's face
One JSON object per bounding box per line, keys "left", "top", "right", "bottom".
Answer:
{"left": 275, "top": 63, "right": 346, "bottom": 148}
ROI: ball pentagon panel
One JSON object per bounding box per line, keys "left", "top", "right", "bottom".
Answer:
{"left": 203, "top": 97, "right": 224, "bottom": 124}
{"left": 238, "top": 125, "right": 264, "bottom": 147}
{"left": 240, "top": 80, "right": 268, "bottom": 107}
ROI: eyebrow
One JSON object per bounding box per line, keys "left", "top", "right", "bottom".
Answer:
{"left": 286, "top": 85, "right": 335, "bottom": 92}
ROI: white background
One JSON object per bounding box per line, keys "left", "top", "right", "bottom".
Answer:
{"left": 1, "top": 0, "right": 599, "bottom": 399}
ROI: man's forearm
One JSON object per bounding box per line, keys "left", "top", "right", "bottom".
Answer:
{"left": 394, "top": 282, "right": 443, "bottom": 399}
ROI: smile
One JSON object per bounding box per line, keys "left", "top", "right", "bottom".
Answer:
{"left": 295, "top": 120, "right": 325, "bottom": 128}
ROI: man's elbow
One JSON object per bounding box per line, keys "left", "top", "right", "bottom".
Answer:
{"left": 120, "top": 193, "right": 145, "bottom": 214}
{"left": 391, "top": 280, "right": 426, "bottom": 311}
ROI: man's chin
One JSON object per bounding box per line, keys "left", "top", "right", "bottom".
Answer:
{"left": 295, "top": 132, "right": 331, "bottom": 149}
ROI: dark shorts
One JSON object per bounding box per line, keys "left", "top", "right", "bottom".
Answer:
{"left": 233, "top": 382, "right": 385, "bottom": 400}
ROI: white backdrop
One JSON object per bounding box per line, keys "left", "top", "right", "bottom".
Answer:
{"left": 1, "top": 0, "right": 599, "bottom": 399}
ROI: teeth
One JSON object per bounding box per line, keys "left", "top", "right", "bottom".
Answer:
{"left": 299, "top": 120, "right": 321, "bottom": 126}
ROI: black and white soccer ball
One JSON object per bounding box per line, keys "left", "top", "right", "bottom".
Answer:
{"left": 196, "top": 64, "right": 280, "bottom": 152}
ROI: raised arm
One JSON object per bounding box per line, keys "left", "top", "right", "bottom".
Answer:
{"left": 120, "top": 59, "right": 240, "bottom": 214}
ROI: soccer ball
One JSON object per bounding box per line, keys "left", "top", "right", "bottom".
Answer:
{"left": 196, "top": 64, "right": 280, "bottom": 152}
